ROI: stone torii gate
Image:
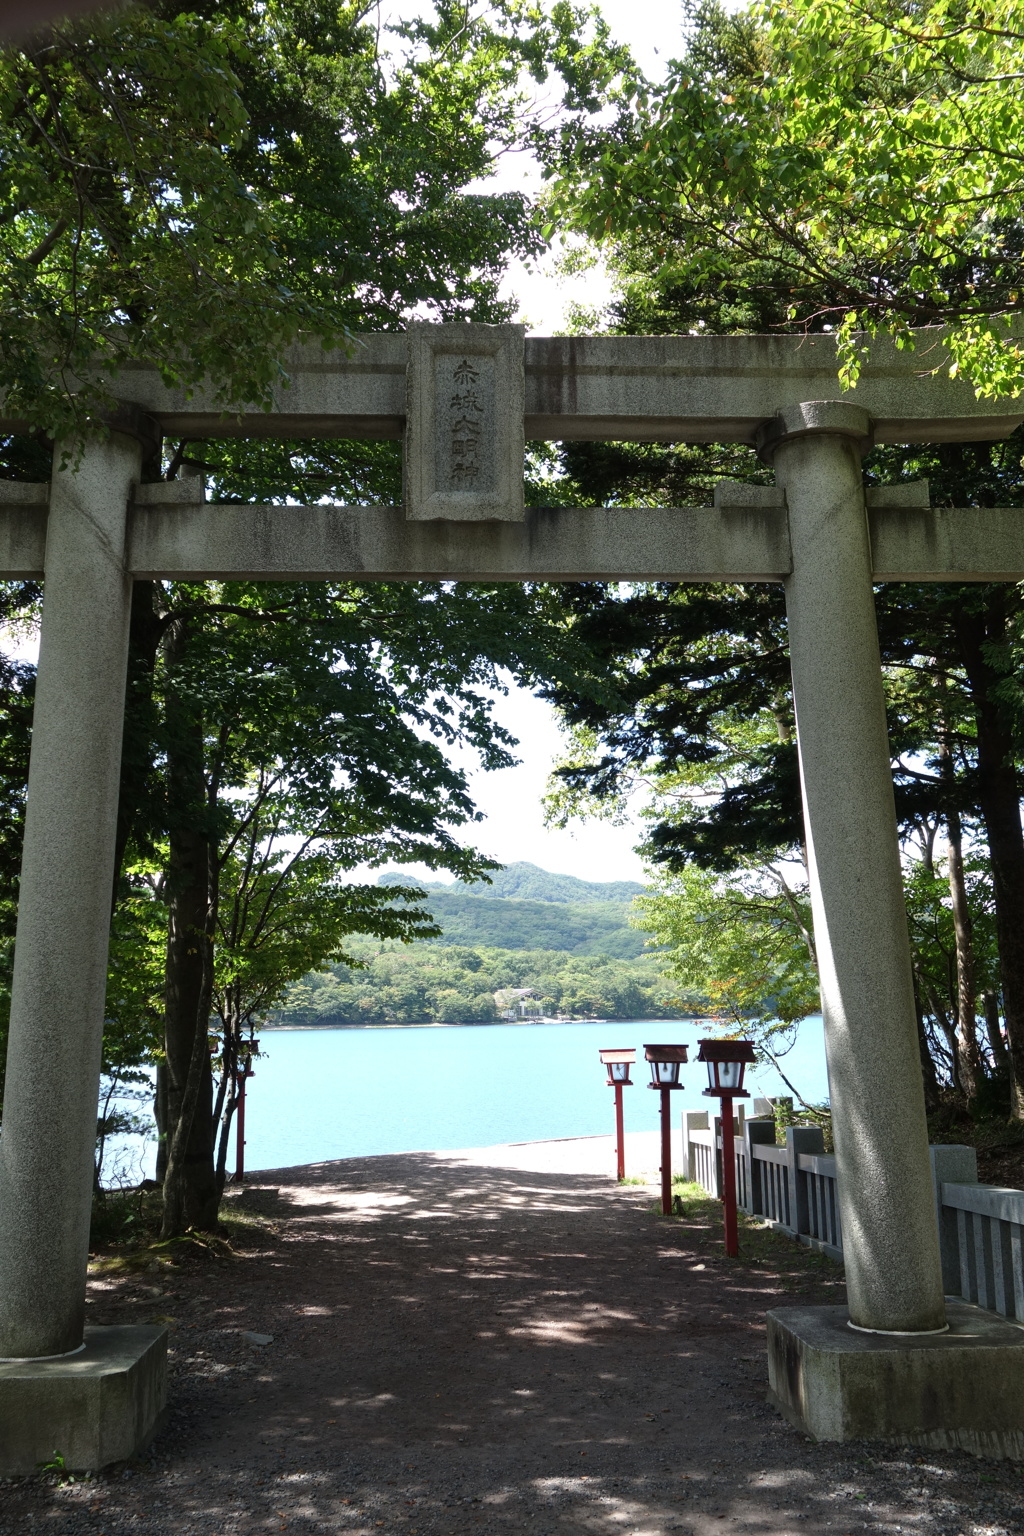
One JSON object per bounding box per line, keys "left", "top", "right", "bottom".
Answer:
{"left": 2, "top": 322, "right": 1024, "bottom": 1469}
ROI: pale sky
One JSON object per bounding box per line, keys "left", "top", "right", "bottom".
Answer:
{"left": 480, "top": 0, "right": 684, "bottom": 337}
{"left": 408, "top": 679, "right": 650, "bottom": 887}
{"left": 387, "top": 1, "right": 688, "bottom": 881}
{"left": 2, "top": 621, "right": 645, "bottom": 884}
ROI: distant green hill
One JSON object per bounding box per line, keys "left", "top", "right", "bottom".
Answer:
{"left": 382, "top": 861, "right": 646, "bottom": 904}
{"left": 378, "top": 862, "right": 650, "bottom": 957}
{"left": 268, "top": 864, "right": 681, "bottom": 1027}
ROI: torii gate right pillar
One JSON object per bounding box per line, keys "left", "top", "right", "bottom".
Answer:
{"left": 764, "top": 402, "right": 947, "bottom": 1335}
{"left": 753, "top": 403, "right": 1024, "bottom": 1453}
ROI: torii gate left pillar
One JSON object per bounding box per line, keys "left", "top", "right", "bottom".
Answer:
{"left": 2, "top": 324, "right": 1024, "bottom": 1467}
{"left": 0, "top": 418, "right": 167, "bottom": 1472}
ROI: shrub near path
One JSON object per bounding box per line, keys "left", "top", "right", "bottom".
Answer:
{"left": 4, "top": 1146, "right": 1022, "bottom": 1536}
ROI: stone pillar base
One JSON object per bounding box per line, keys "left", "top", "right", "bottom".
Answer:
{"left": 768, "top": 1303, "right": 1024, "bottom": 1458}
{"left": 0, "top": 1324, "right": 167, "bottom": 1474}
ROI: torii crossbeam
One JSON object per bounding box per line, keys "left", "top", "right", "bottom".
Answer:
{"left": 1, "top": 324, "right": 1023, "bottom": 1468}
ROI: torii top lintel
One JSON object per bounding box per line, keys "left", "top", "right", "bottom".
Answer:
{"left": 25, "top": 323, "right": 1020, "bottom": 446}
{"left": 3, "top": 322, "right": 1023, "bottom": 583}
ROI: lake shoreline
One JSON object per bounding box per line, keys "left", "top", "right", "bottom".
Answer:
{"left": 260, "top": 1015, "right": 697, "bottom": 1032}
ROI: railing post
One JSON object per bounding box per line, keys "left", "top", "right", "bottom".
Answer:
{"left": 744, "top": 1119, "right": 776, "bottom": 1216}
{"left": 786, "top": 1125, "right": 825, "bottom": 1239}
{"left": 683, "top": 1110, "right": 709, "bottom": 1186}
{"left": 930, "top": 1144, "right": 978, "bottom": 1296}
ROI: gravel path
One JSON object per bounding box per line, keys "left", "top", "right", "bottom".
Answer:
{"left": 2, "top": 1137, "right": 1021, "bottom": 1536}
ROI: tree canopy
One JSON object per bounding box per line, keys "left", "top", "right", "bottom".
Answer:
{"left": 0, "top": 0, "right": 625, "bottom": 443}
{"left": 542, "top": 0, "right": 1024, "bottom": 396}
{"left": 0, "top": 0, "right": 635, "bottom": 1233}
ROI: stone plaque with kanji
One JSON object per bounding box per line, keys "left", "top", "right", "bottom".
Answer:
{"left": 404, "top": 321, "right": 525, "bottom": 521}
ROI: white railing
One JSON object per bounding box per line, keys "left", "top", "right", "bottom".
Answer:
{"left": 931, "top": 1143, "right": 1024, "bottom": 1322}
{"left": 683, "top": 1113, "right": 1019, "bottom": 1312}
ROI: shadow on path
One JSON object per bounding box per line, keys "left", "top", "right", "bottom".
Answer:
{"left": 4, "top": 1148, "right": 1020, "bottom": 1536}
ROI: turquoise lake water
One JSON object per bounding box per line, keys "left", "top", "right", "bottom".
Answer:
{"left": 103, "top": 1016, "right": 828, "bottom": 1182}
{"left": 238, "top": 1016, "right": 829, "bottom": 1172}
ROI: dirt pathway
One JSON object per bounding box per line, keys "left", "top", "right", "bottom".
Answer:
{"left": 2, "top": 1142, "right": 1021, "bottom": 1536}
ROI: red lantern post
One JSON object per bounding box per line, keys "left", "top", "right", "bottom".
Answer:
{"left": 644, "top": 1045, "right": 689, "bottom": 1214}
{"left": 697, "top": 1038, "right": 757, "bottom": 1256}
{"left": 598, "top": 1049, "right": 636, "bottom": 1180}
{"left": 233, "top": 1044, "right": 257, "bottom": 1183}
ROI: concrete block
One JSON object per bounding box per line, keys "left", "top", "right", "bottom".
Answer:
{"left": 785, "top": 1125, "right": 825, "bottom": 1239}
{"left": 865, "top": 479, "right": 930, "bottom": 508}
{"left": 682, "top": 1110, "right": 709, "bottom": 1186}
{"left": 94, "top": 328, "right": 1024, "bottom": 441}
{"left": 743, "top": 1117, "right": 776, "bottom": 1216}
{"left": 713, "top": 481, "right": 785, "bottom": 509}
{"left": 768, "top": 1303, "right": 1024, "bottom": 1458}
{"left": 125, "top": 502, "right": 794, "bottom": 584}
{"left": 0, "top": 1324, "right": 167, "bottom": 1474}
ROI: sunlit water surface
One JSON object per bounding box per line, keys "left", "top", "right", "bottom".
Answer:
{"left": 104, "top": 1016, "right": 828, "bottom": 1182}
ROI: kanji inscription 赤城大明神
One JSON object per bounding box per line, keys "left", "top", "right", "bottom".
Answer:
{"left": 449, "top": 357, "right": 483, "bottom": 484}
{"left": 435, "top": 347, "right": 494, "bottom": 494}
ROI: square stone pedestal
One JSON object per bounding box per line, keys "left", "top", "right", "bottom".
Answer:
{"left": 768, "top": 1303, "right": 1024, "bottom": 1458}
{"left": 0, "top": 1324, "right": 167, "bottom": 1474}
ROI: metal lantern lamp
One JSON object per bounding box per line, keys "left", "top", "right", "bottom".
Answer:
{"left": 233, "top": 1040, "right": 257, "bottom": 1184}
{"left": 644, "top": 1044, "right": 689, "bottom": 1215}
{"left": 599, "top": 1048, "right": 636, "bottom": 1181}
{"left": 698, "top": 1038, "right": 756, "bottom": 1256}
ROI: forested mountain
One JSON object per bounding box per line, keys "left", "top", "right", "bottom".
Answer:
{"left": 376, "top": 863, "right": 647, "bottom": 956}
{"left": 381, "top": 861, "right": 645, "bottom": 904}
{"left": 268, "top": 864, "right": 672, "bottom": 1023}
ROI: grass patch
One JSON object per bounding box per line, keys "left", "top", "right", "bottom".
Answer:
{"left": 218, "top": 1204, "right": 280, "bottom": 1246}
{"left": 645, "top": 1178, "right": 716, "bottom": 1219}
{"left": 88, "top": 1183, "right": 276, "bottom": 1277}
{"left": 648, "top": 1176, "right": 844, "bottom": 1290}
{"left": 89, "top": 1227, "right": 242, "bottom": 1277}
{"left": 668, "top": 1178, "right": 714, "bottom": 1218}
{"left": 89, "top": 1185, "right": 163, "bottom": 1249}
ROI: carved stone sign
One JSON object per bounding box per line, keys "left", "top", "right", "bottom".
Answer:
{"left": 404, "top": 321, "right": 525, "bottom": 520}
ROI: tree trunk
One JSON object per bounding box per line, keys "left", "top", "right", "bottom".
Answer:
{"left": 160, "top": 619, "right": 220, "bottom": 1236}
{"left": 212, "top": 1003, "right": 236, "bottom": 1199}
{"left": 154, "top": 1061, "right": 169, "bottom": 1184}
{"left": 111, "top": 580, "right": 165, "bottom": 911}
{"left": 914, "top": 985, "right": 942, "bottom": 1113}
{"left": 942, "top": 778, "right": 982, "bottom": 1104}
{"left": 985, "top": 990, "right": 1010, "bottom": 1075}
{"left": 954, "top": 594, "right": 1024, "bottom": 1117}
{"left": 919, "top": 970, "right": 960, "bottom": 1093}
{"left": 160, "top": 813, "right": 219, "bottom": 1234}
{"left": 215, "top": 1079, "right": 238, "bottom": 1198}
